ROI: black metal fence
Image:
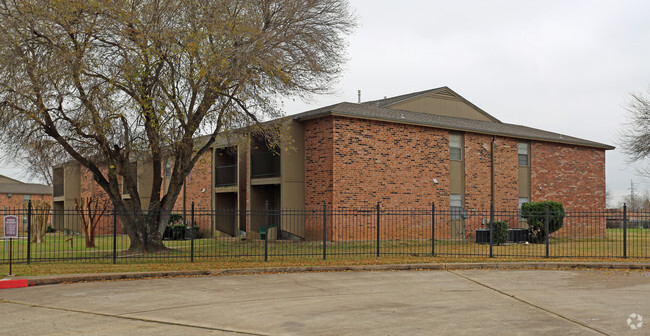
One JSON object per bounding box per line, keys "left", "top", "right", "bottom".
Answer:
{"left": 1, "top": 202, "right": 648, "bottom": 264}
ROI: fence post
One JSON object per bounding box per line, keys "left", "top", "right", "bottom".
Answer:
{"left": 545, "top": 204, "right": 550, "bottom": 258}
{"left": 113, "top": 205, "right": 117, "bottom": 264}
{"left": 27, "top": 200, "right": 32, "bottom": 265}
{"left": 322, "top": 202, "right": 327, "bottom": 260}
{"left": 623, "top": 203, "right": 627, "bottom": 258}
{"left": 431, "top": 202, "right": 435, "bottom": 257}
{"left": 191, "top": 202, "right": 195, "bottom": 263}
{"left": 264, "top": 200, "right": 269, "bottom": 262}
{"left": 376, "top": 202, "right": 380, "bottom": 258}
{"left": 489, "top": 203, "right": 494, "bottom": 258}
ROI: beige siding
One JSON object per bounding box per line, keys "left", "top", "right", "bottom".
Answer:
{"left": 389, "top": 94, "right": 494, "bottom": 122}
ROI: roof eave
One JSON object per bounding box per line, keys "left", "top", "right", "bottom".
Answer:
{"left": 294, "top": 108, "right": 615, "bottom": 151}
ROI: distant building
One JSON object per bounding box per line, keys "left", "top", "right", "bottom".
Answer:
{"left": 0, "top": 174, "right": 52, "bottom": 232}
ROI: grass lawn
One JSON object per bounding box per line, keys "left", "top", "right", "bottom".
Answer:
{"left": 2, "top": 255, "right": 649, "bottom": 277}
{"left": 0, "top": 229, "right": 648, "bottom": 277}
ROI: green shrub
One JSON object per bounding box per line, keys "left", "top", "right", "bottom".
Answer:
{"left": 171, "top": 224, "right": 186, "bottom": 240}
{"left": 187, "top": 226, "right": 200, "bottom": 239}
{"left": 521, "top": 201, "right": 565, "bottom": 243}
{"left": 163, "top": 225, "right": 173, "bottom": 240}
{"left": 46, "top": 225, "right": 56, "bottom": 233}
{"left": 492, "top": 221, "right": 509, "bottom": 245}
{"left": 168, "top": 213, "right": 183, "bottom": 225}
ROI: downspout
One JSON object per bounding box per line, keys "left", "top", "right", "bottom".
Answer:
{"left": 491, "top": 136, "right": 496, "bottom": 208}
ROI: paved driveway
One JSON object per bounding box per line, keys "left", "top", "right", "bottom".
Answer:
{"left": 1, "top": 269, "right": 649, "bottom": 335}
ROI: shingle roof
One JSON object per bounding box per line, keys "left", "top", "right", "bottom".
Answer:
{"left": 0, "top": 183, "right": 52, "bottom": 195}
{"left": 293, "top": 102, "right": 614, "bottom": 150}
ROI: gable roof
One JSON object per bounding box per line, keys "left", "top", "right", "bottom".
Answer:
{"left": 0, "top": 174, "right": 23, "bottom": 184}
{"left": 362, "top": 86, "right": 502, "bottom": 123}
{"left": 294, "top": 101, "right": 614, "bottom": 150}
{"left": 0, "top": 174, "right": 52, "bottom": 195}
{"left": 0, "top": 183, "right": 52, "bottom": 195}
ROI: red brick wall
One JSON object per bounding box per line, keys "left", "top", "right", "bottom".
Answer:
{"left": 304, "top": 117, "right": 335, "bottom": 209}
{"left": 173, "top": 151, "right": 213, "bottom": 212}
{"left": 304, "top": 117, "right": 335, "bottom": 239}
{"left": 78, "top": 166, "right": 124, "bottom": 235}
{"left": 302, "top": 116, "right": 607, "bottom": 241}
{"left": 80, "top": 166, "right": 112, "bottom": 207}
{"left": 174, "top": 151, "right": 213, "bottom": 235}
{"left": 464, "top": 133, "right": 492, "bottom": 211}
{"left": 331, "top": 117, "right": 449, "bottom": 209}
{"left": 463, "top": 135, "right": 519, "bottom": 236}
{"left": 305, "top": 116, "right": 448, "bottom": 240}
{"left": 531, "top": 142, "right": 606, "bottom": 210}
{"left": 493, "top": 138, "right": 519, "bottom": 210}
{"left": 531, "top": 141, "right": 607, "bottom": 237}
{"left": 0, "top": 193, "right": 51, "bottom": 211}
{"left": 1, "top": 193, "right": 52, "bottom": 232}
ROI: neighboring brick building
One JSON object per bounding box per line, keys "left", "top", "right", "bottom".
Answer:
{"left": 0, "top": 174, "right": 52, "bottom": 233}
{"left": 55, "top": 87, "right": 613, "bottom": 241}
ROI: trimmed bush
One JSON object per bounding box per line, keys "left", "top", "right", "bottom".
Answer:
{"left": 163, "top": 214, "right": 185, "bottom": 240}
{"left": 493, "top": 221, "right": 509, "bottom": 245}
{"left": 521, "top": 201, "right": 565, "bottom": 243}
{"left": 46, "top": 225, "right": 56, "bottom": 233}
{"left": 168, "top": 213, "right": 183, "bottom": 225}
{"left": 171, "top": 224, "right": 186, "bottom": 240}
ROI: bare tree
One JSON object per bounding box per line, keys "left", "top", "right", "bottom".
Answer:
{"left": 0, "top": 0, "right": 355, "bottom": 252}
{"left": 621, "top": 88, "right": 650, "bottom": 176}
{"left": 1, "top": 138, "right": 65, "bottom": 186}
{"left": 28, "top": 199, "right": 51, "bottom": 243}
{"left": 74, "top": 197, "right": 110, "bottom": 248}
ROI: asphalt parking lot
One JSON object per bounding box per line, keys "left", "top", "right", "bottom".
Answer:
{"left": 1, "top": 268, "right": 649, "bottom": 335}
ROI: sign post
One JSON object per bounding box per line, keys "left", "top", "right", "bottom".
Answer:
{"left": 4, "top": 215, "right": 18, "bottom": 276}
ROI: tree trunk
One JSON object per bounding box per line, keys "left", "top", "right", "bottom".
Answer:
{"left": 120, "top": 209, "right": 170, "bottom": 253}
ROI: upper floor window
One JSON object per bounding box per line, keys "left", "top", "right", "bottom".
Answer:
{"left": 450, "top": 134, "right": 463, "bottom": 161}
{"left": 518, "top": 142, "right": 529, "bottom": 166}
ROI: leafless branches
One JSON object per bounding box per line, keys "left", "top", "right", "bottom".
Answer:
{"left": 0, "top": 0, "right": 355, "bottom": 251}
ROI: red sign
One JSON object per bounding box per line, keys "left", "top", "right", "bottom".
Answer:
{"left": 4, "top": 215, "right": 18, "bottom": 238}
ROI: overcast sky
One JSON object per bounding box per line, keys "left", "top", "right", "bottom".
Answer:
{"left": 281, "top": 0, "right": 650, "bottom": 206}
{"left": 1, "top": 0, "right": 648, "bottom": 206}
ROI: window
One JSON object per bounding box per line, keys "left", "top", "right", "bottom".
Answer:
{"left": 450, "top": 194, "right": 464, "bottom": 219}
{"left": 164, "top": 159, "right": 172, "bottom": 178}
{"left": 518, "top": 197, "right": 529, "bottom": 220}
{"left": 450, "top": 134, "right": 463, "bottom": 161}
{"left": 518, "top": 142, "right": 529, "bottom": 166}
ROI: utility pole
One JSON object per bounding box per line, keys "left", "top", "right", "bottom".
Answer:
{"left": 629, "top": 180, "right": 638, "bottom": 210}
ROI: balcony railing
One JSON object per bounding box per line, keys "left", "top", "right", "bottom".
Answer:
{"left": 215, "top": 165, "right": 237, "bottom": 187}
{"left": 251, "top": 151, "right": 280, "bottom": 178}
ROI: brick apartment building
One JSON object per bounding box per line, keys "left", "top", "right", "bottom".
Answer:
{"left": 53, "top": 87, "right": 613, "bottom": 240}
{"left": 0, "top": 174, "right": 52, "bottom": 232}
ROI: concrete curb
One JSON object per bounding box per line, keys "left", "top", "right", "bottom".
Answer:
{"left": 0, "top": 278, "right": 29, "bottom": 289}
{"left": 6, "top": 262, "right": 649, "bottom": 287}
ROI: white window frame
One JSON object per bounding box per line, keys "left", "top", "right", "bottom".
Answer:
{"left": 518, "top": 197, "right": 529, "bottom": 220}
{"left": 450, "top": 134, "right": 463, "bottom": 161}
{"left": 450, "top": 194, "right": 464, "bottom": 219}
{"left": 518, "top": 142, "right": 529, "bottom": 167}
